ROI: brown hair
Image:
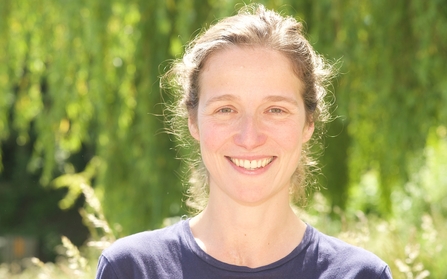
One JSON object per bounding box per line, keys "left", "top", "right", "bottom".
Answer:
{"left": 163, "top": 4, "right": 334, "bottom": 212}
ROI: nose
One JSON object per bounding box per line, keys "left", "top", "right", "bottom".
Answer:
{"left": 233, "top": 114, "right": 267, "bottom": 150}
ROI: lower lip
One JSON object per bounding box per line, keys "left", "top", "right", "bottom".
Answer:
{"left": 226, "top": 157, "right": 276, "bottom": 175}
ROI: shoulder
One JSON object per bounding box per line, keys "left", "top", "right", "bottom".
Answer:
{"left": 104, "top": 220, "right": 184, "bottom": 259}
{"left": 306, "top": 225, "right": 392, "bottom": 278}
{"left": 96, "top": 220, "right": 187, "bottom": 278}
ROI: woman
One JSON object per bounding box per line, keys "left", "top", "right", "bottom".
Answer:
{"left": 96, "top": 4, "right": 392, "bottom": 278}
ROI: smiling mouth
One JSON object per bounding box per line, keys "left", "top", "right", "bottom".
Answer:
{"left": 227, "top": 157, "right": 274, "bottom": 170}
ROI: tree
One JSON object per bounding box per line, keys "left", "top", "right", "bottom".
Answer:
{"left": 1, "top": 0, "right": 446, "bottom": 239}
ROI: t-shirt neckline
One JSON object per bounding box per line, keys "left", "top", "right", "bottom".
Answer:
{"left": 180, "top": 219, "right": 314, "bottom": 273}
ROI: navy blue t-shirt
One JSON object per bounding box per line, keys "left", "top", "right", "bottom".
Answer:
{"left": 96, "top": 220, "right": 392, "bottom": 278}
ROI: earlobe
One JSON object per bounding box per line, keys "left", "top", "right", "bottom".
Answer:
{"left": 188, "top": 118, "right": 200, "bottom": 141}
{"left": 303, "top": 122, "right": 315, "bottom": 143}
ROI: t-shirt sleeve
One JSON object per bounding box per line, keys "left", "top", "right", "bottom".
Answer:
{"left": 379, "top": 265, "right": 393, "bottom": 279}
{"left": 95, "top": 255, "right": 119, "bottom": 279}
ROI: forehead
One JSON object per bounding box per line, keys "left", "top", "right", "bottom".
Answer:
{"left": 199, "top": 46, "right": 304, "bottom": 99}
{"left": 202, "top": 46, "right": 295, "bottom": 74}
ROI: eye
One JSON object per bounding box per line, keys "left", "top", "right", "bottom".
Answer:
{"left": 267, "top": 107, "right": 285, "bottom": 114}
{"left": 216, "top": 107, "right": 234, "bottom": 114}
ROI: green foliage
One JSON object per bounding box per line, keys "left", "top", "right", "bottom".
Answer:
{"left": 301, "top": 0, "right": 447, "bottom": 214}
{"left": 1, "top": 177, "right": 446, "bottom": 278}
{"left": 0, "top": 183, "right": 113, "bottom": 278}
{"left": 1, "top": 0, "right": 186, "bottom": 235}
{"left": 1, "top": 0, "right": 446, "bottom": 237}
{"left": 301, "top": 191, "right": 447, "bottom": 279}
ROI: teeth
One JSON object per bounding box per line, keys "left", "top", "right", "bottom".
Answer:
{"left": 250, "top": 160, "right": 257, "bottom": 169}
{"left": 234, "top": 158, "right": 239, "bottom": 166}
{"left": 230, "top": 157, "right": 273, "bottom": 170}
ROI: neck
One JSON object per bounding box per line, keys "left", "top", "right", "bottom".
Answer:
{"left": 202, "top": 193, "right": 294, "bottom": 230}
{"left": 189, "top": 191, "right": 306, "bottom": 268}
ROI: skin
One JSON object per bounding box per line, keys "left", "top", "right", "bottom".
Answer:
{"left": 188, "top": 46, "right": 314, "bottom": 268}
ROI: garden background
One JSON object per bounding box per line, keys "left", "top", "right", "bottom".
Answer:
{"left": 0, "top": 0, "right": 446, "bottom": 278}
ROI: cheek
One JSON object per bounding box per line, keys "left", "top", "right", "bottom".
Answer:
{"left": 266, "top": 122, "right": 304, "bottom": 150}
{"left": 198, "top": 126, "right": 229, "bottom": 174}
{"left": 199, "top": 122, "right": 228, "bottom": 152}
{"left": 283, "top": 134, "right": 303, "bottom": 152}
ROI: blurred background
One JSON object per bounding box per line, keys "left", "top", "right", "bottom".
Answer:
{"left": 0, "top": 0, "right": 446, "bottom": 278}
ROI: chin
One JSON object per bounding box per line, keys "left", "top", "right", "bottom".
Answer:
{"left": 231, "top": 189, "right": 285, "bottom": 207}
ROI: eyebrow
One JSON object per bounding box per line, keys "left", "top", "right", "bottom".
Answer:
{"left": 205, "top": 94, "right": 240, "bottom": 107}
{"left": 204, "top": 94, "right": 299, "bottom": 107}
{"left": 263, "top": 95, "right": 299, "bottom": 106}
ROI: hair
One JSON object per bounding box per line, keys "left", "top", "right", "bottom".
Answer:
{"left": 163, "top": 4, "right": 334, "bottom": 212}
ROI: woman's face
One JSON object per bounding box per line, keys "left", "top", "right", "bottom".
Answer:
{"left": 189, "top": 46, "right": 314, "bottom": 206}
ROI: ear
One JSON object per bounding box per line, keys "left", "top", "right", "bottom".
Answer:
{"left": 302, "top": 122, "right": 315, "bottom": 143}
{"left": 188, "top": 117, "right": 200, "bottom": 141}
